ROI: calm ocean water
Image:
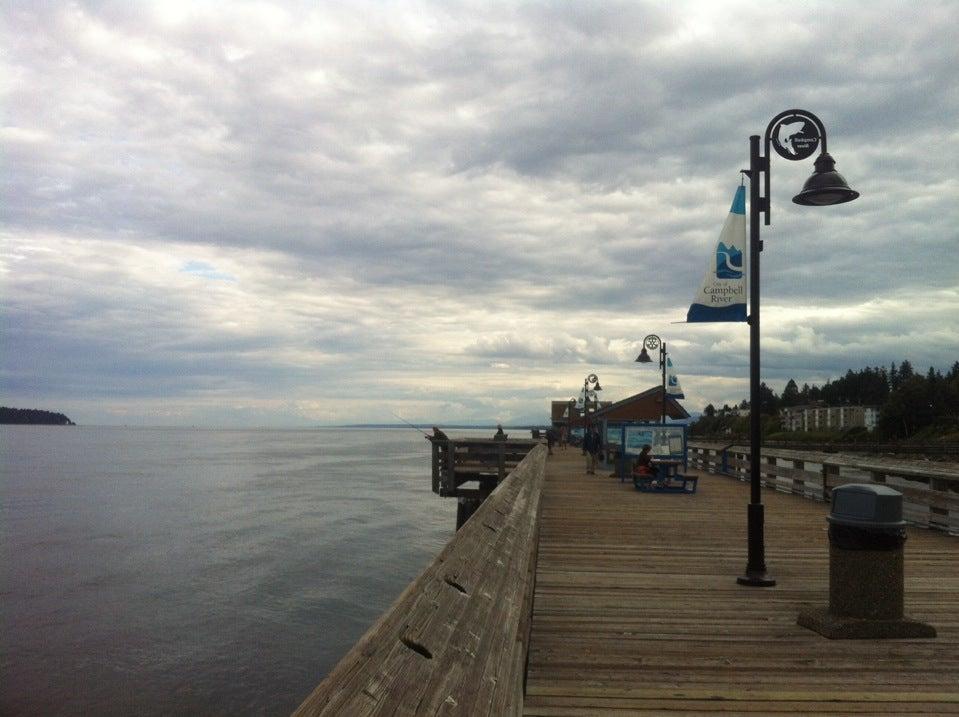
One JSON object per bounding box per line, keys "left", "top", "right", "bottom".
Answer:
{"left": 0, "top": 426, "right": 489, "bottom": 716}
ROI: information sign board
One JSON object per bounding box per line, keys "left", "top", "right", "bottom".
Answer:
{"left": 622, "top": 424, "right": 686, "bottom": 460}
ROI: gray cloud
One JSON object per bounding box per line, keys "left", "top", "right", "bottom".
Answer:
{"left": 2, "top": 0, "right": 957, "bottom": 426}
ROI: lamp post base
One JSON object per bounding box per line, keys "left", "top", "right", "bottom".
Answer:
{"left": 738, "top": 502, "right": 776, "bottom": 586}
{"left": 737, "top": 571, "right": 777, "bottom": 587}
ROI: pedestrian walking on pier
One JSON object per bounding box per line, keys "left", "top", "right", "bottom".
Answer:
{"left": 583, "top": 426, "right": 602, "bottom": 475}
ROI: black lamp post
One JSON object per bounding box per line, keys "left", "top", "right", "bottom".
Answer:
{"left": 565, "top": 397, "right": 578, "bottom": 436}
{"left": 580, "top": 373, "right": 602, "bottom": 418}
{"left": 635, "top": 334, "right": 668, "bottom": 424}
{"left": 738, "top": 109, "right": 859, "bottom": 588}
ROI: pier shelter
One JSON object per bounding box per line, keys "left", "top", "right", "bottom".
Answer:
{"left": 552, "top": 386, "right": 688, "bottom": 447}
{"left": 551, "top": 399, "right": 612, "bottom": 430}
{"left": 589, "top": 386, "right": 690, "bottom": 463}
{"left": 590, "top": 385, "right": 689, "bottom": 424}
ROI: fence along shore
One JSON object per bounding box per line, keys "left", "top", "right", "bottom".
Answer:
{"left": 293, "top": 438, "right": 959, "bottom": 715}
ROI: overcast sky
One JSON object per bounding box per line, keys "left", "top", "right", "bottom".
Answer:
{"left": 2, "top": 1, "right": 957, "bottom": 427}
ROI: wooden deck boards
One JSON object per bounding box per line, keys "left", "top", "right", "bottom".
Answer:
{"left": 523, "top": 449, "right": 959, "bottom": 715}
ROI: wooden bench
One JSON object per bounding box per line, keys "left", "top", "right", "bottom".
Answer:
{"left": 634, "top": 473, "right": 699, "bottom": 494}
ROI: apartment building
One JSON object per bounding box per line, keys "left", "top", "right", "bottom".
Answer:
{"left": 780, "top": 403, "right": 879, "bottom": 432}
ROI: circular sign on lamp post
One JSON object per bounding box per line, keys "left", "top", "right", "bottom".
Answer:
{"left": 769, "top": 112, "right": 822, "bottom": 161}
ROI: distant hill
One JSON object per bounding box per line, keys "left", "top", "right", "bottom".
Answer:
{"left": 337, "top": 423, "right": 549, "bottom": 431}
{"left": 0, "top": 407, "right": 75, "bottom": 425}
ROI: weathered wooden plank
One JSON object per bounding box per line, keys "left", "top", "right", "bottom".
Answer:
{"left": 524, "top": 702, "right": 957, "bottom": 716}
{"left": 526, "top": 685, "right": 959, "bottom": 702}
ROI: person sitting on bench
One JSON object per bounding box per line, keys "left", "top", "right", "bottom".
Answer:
{"left": 632, "top": 445, "right": 659, "bottom": 483}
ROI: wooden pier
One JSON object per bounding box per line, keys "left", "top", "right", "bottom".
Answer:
{"left": 523, "top": 448, "right": 959, "bottom": 715}
{"left": 294, "top": 445, "right": 959, "bottom": 715}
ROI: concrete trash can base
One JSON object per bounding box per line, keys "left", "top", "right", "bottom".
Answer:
{"left": 797, "top": 484, "right": 936, "bottom": 640}
{"left": 797, "top": 606, "right": 936, "bottom": 639}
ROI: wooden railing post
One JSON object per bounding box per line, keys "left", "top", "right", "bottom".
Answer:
{"left": 822, "top": 462, "right": 839, "bottom": 501}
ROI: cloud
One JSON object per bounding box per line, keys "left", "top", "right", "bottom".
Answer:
{"left": 1, "top": 0, "right": 957, "bottom": 425}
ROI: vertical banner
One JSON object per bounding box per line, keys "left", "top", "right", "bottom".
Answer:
{"left": 687, "top": 185, "right": 748, "bottom": 322}
{"left": 666, "top": 357, "right": 685, "bottom": 399}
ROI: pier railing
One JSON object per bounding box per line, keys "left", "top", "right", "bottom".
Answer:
{"left": 688, "top": 441, "right": 959, "bottom": 535}
{"left": 293, "top": 444, "right": 548, "bottom": 716}
{"left": 431, "top": 438, "right": 542, "bottom": 497}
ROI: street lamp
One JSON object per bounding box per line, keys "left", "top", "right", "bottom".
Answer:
{"left": 739, "top": 109, "right": 859, "bottom": 588}
{"left": 635, "top": 334, "right": 668, "bottom": 424}
{"left": 564, "top": 397, "right": 576, "bottom": 430}
{"left": 580, "top": 374, "right": 602, "bottom": 416}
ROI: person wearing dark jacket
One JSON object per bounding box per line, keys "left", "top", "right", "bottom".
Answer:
{"left": 545, "top": 427, "right": 556, "bottom": 455}
{"left": 633, "top": 444, "right": 658, "bottom": 477}
{"left": 583, "top": 426, "right": 602, "bottom": 474}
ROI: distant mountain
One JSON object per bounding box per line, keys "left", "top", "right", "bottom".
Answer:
{"left": 337, "top": 423, "right": 547, "bottom": 430}
{"left": 0, "top": 407, "right": 75, "bottom": 425}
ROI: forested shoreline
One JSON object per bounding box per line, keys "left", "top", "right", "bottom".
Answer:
{"left": 0, "top": 407, "right": 75, "bottom": 425}
{"left": 693, "top": 361, "right": 959, "bottom": 442}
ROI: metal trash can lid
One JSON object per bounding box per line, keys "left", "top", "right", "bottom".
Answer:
{"left": 826, "top": 483, "right": 906, "bottom": 529}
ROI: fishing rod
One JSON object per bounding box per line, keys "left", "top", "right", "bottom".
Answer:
{"left": 389, "top": 411, "right": 431, "bottom": 436}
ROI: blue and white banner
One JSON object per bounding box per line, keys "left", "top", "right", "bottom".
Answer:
{"left": 666, "top": 357, "right": 685, "bottom": 399}
{"left": 687, "top": 185, "right": 748, "bottom": 322}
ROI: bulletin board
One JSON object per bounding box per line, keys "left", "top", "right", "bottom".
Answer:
{"left": 621, "top": 423, "right": 687, "bottom": 461}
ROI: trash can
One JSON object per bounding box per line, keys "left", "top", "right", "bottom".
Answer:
{"left": 826, "top": 484, "right": 906, "bottom": 620}
{"left": 797, "top": 483, "right": 936, "bottom": 639}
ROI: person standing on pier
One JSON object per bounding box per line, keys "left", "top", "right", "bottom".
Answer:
{"left": 493, "top": 424, "right": 507, "bottom": 440}
{"left": 583, "top": 425, "right": 602, "bottom": 474}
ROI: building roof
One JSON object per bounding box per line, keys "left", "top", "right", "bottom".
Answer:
{"left": 589, "top": 385, "right": 690, "bottom": 421}
{"left": 551, "top": 400, "right": 612, "bottom": 424}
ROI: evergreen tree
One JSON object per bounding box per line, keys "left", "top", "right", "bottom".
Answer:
{"left": 759, "top": 382, "right": 779, "bottom": 415}
{"left": 899, "top": 360, "right": 915, "bottom": 382}
{"left": 781, "top": 379, "right": 800, "bottom": 407}
{"left": 948, "top": 362, "right": 959, "bottom": 381}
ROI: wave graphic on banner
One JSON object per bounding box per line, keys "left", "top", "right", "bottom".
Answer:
{"left": 687, "top": 186, "right": 748, "bottom": 322}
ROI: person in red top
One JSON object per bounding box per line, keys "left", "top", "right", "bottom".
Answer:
{"left": 632, "top": 445, "right": 659, "bottom": 482}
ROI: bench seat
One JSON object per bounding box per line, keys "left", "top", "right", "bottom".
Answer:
{"left": 633, "top": 474, "right": 698, "bottom": 494}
